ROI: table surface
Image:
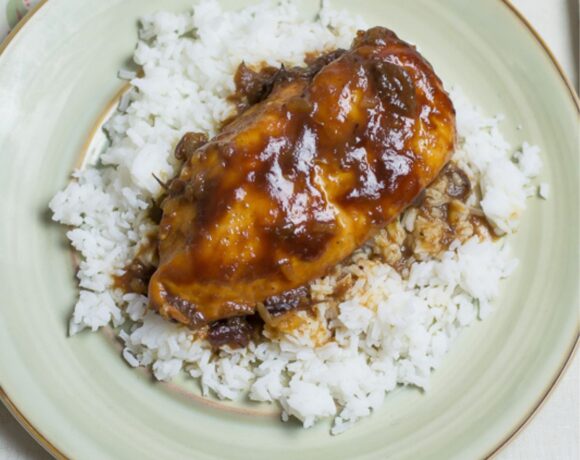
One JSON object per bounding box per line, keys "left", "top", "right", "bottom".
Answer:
{"left": 0, "top": 0, "right": 578, "bottom": 458}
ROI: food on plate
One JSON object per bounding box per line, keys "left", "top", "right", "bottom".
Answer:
{"left": 49, "top": 1, "right": 544, "bottom": 434}
{"left": 149, "top": 27, "right": 456, "bottom": 329}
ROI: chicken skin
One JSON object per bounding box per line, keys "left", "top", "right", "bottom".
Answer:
{"left": 148, "top": 27, "right": 456, "bottom": 328}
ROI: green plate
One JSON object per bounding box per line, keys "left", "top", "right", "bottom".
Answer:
{"left": 0, "top": 0, "right": 577, "bottom": 458}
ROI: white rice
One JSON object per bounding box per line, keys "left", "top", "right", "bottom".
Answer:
{"left": 49, "top": 0, "right": 544, "bottom": 434}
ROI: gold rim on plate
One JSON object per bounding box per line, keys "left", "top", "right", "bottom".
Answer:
{"left": 0, "top": 1, "right": 578, "bottom": 459}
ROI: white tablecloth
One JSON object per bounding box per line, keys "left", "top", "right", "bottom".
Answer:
{"left": 0, "top": 0, "right": 577, "bottom": 458}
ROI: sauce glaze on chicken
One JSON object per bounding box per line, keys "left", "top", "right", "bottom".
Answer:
{"left": 147, "top": 27, "right": 456, "bottom": 329}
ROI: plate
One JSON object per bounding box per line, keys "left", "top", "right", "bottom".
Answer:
{"left": 0, "top": 0, "right": 577, "bottom": 458}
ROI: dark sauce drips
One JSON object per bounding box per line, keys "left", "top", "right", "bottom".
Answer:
{"left": 207, "top": 316, "right": 262, "bottom": 349}
{"left": 229, "top": 49, "right": 347, "bottom": 114}
{"left": 113, "top": 259, "right": 156, "bottom": 295}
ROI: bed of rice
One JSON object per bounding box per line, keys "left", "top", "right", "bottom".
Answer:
{"left": 49, "top": 0, "right": 545, "bottom": 434}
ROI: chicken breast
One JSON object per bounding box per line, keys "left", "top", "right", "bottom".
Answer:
{"left": 149, "top": 27, "right": 456, "bottom": 328}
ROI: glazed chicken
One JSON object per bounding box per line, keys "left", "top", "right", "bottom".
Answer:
{"left": 148, "top": 27, "right": 456, "bottom": 329}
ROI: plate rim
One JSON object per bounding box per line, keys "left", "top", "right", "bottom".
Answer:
{"left": 0, "top": 0, "right": 577, "bottom": 459}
